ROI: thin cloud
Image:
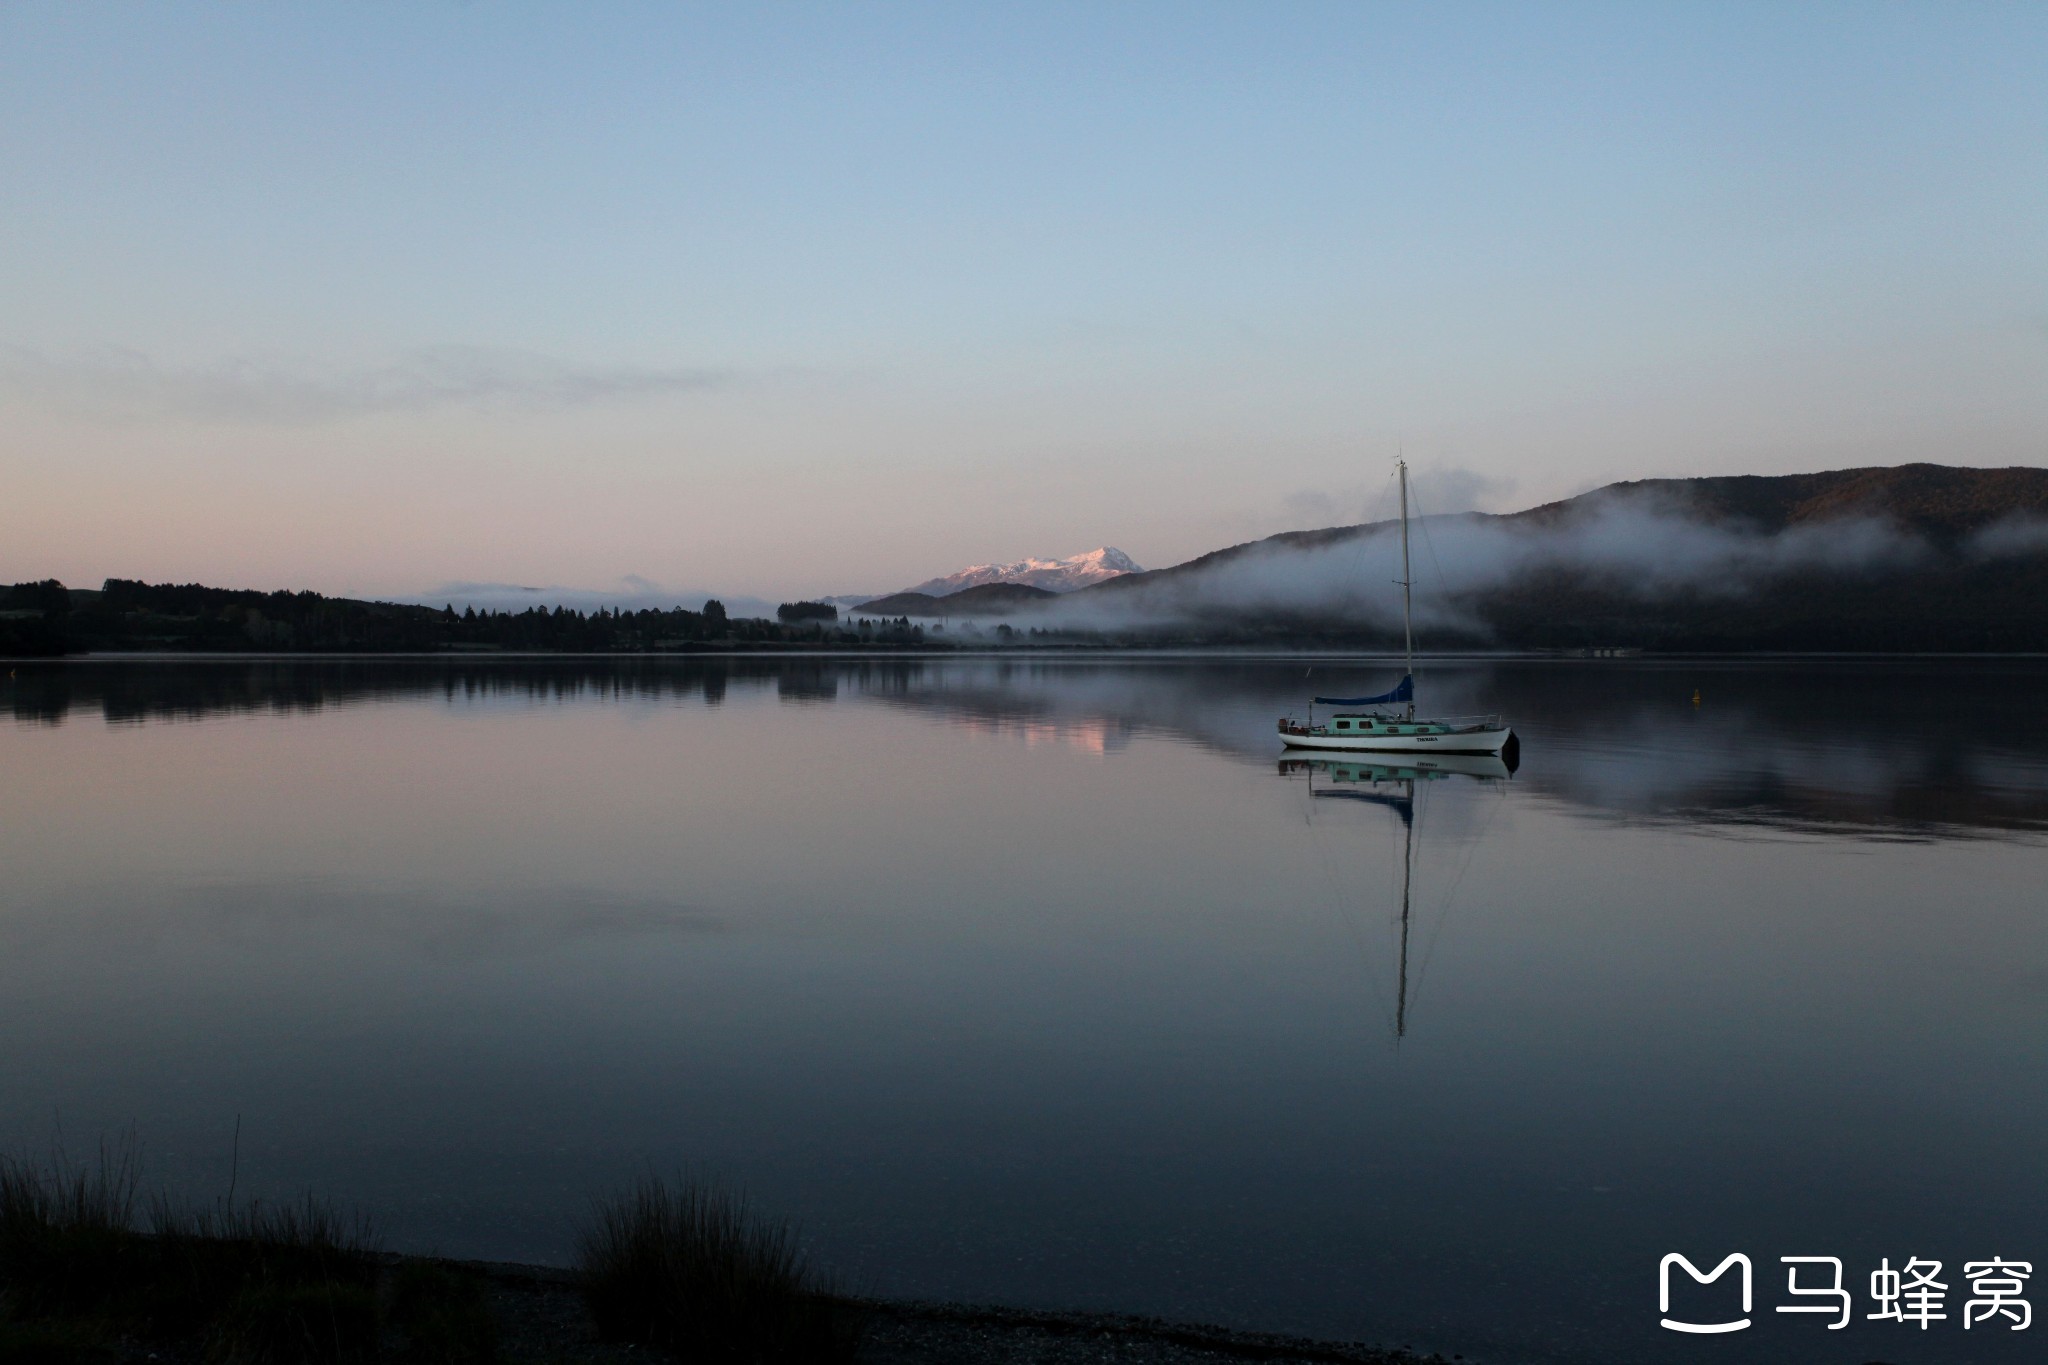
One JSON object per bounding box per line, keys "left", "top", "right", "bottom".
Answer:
{"left": 1411, "top": 463, "right": 1519, "bottom": 515}
{"left": 1280, "top": 487, "right": 1342, "bottom": 524}
{"left": 0, "top": 343, "right": 728, "bottom": 424}
{"left": 1280, "top": 464, "right": 1519, "bottom": 530}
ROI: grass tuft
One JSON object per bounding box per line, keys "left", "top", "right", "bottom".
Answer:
{"left": 0, "top": 1145, "right": 384, "bottom": 1365}
{"left": 149, "top": 1195, "right": 382, "bottom": 1359}
{"left": 0, "top": 1316, "right": 121, "bottom": 1365}
{"left": 577, "top": 1176, "right": 861, "bottom": 1364}
{"left": 6, "top": 1145, "right": 857, "bottom": 1365}
{"left": 0, "top": 1140, "right": 144, "bottom": 1321}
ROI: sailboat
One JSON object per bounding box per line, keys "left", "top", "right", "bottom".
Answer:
{"left": 1278, "top": 459, "right": 1515, "bottom": 756}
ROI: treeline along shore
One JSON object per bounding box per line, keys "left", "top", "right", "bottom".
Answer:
{"left": 0, "top": 580, "right": 931, "bottom": 657}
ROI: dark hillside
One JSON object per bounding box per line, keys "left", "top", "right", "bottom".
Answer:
{"left": 1470, "top": 556, "right": 2048, "bottom": 652}
{"left": 1081, "top": 520, "right": 1400, "bottom": 596}
{"left": 1517, "top": 463, "right": 2048, "bottom": 543}
{"left": 855, "top": 582, "right": 1058, "bottom": 617}
{"left": 1064, "top": 463, "right": 2048, "bottom": 650}
{"left": 1090, "top": 464, "right": 2048, "bottom": 601}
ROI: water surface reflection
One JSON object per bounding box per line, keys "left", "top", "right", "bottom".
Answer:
{"left": 3, "top": 657, "right": 2044, "bottom": 1365}
{"left": 13, "top": 656, "right": 2043, "bottom": 839}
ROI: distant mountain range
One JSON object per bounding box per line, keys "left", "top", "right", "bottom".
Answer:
{"left": 898, "top": 547, "right": 1140, "bottom": 597}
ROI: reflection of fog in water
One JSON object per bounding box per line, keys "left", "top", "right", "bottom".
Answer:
{"left": 1526, "top": 701, "right": 2048, "bottom": 839}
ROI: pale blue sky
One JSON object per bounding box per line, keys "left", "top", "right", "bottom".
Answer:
{"left": 3, "top": 3, "right": 2044, "bottom": 599}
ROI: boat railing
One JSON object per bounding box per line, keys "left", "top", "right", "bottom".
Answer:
{"left": 1280, "top": 713, "right": 1503, "bottom": 733}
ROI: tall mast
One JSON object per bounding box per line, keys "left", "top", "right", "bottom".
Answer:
{"left": 1398, "top": 459, "right": 1415, "bottom": 720}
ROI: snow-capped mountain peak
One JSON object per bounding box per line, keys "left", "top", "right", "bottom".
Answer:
{"left": 901, "top": 547, "right": 1141, "bottom": 596}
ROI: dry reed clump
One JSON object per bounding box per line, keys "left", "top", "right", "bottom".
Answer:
{"left": 149, "top": 1195, "right": 383, "bottom": 1363}
{"left": 0, "top": 1140, "right": 144, "bottom": 1324}
{"left": 0, "top": 1143, "right": 499, "bottom": 1365}
{"left": 576, "top": 1177, "right": 861, "bottom": 1364}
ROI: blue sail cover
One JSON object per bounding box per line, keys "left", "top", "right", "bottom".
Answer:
{"left": 1315, "top": 674, "right": 1412, "bottom": 707}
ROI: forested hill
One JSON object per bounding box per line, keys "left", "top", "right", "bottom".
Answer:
{"left": 1514, "top": 463, "right": 2048, "bottom": 542}
{"left": 1042, "top": 462, "right": 2048, "bottom": 652}
{"left": 1085, "top": 463, "right": 2048, "bottom": 592}
{"left": 853, "top": 582, "right": 1059, "bottom": 618}
{"left": 0, "top": 579, "right": 929, "bottom": 657}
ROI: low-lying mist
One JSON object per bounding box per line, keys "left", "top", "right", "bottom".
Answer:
{"left": 978, "top": 493, "right": 2040, "bottom": 642}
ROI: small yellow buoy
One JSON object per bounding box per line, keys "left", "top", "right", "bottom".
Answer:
{"left": 1692, "top": 689, "right": 1701, "bottom": 706}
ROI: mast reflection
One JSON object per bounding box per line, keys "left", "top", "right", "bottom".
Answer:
{"left": 1280, "top": 753, "right": 1514, "bottom": 1040}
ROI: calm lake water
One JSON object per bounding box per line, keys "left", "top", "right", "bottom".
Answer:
{"left": 4, "top": 656, "right": 2046, "bottom": 1364}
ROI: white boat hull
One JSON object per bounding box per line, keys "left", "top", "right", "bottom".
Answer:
{"left": 1279, "top": 723, "right": 1515, "bottom": 755}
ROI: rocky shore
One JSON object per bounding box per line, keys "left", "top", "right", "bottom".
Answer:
{"left": 446, "top": 1256, "right": 1453, "bottom": 1365}
{"left": 32, "top": 1253, "right": 1459, "bottom": 1365}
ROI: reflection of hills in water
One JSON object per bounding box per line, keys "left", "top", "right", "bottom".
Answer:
{"left": 1520, "top": 663, "right": 2048, "bottom": 841}
{"left": 2, "top": 658, "right": 903, "bottom": 723}
{"left": 8, "top": 657, "right": 2045, "bottom": 840}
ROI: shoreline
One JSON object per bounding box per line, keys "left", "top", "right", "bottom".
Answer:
{"left": 420, "top": 1253, "right": 1463, "bottom": 1365}
{"left": 12, "top": 646, "right": 2048, "bottom": 662}
{"left": 12, "top": 1243, "right": 1471, "bottom": 1365}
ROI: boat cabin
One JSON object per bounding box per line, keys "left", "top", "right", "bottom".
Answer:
{"left": 1279, "top": 713, "right": 1460, "bottom": 739}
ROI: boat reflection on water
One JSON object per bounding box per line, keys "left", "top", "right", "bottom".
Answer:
{"left": 1279, "top": 751, "right": 1514, "bottom": 1040}
{"left": 1279, "top": 752, "right": 1517, "bottom": 787}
